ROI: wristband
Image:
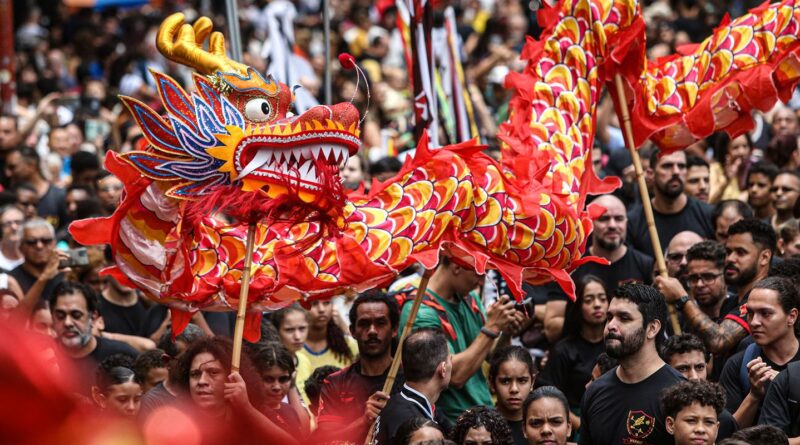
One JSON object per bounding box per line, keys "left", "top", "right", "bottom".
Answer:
{"left": 480, "top": 326, "right": 500, "bottom": 339}
{"left": 674, "top": 295, "right": 690, "bottom": 312}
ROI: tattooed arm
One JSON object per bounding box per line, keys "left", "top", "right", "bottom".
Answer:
{"left": 682, "top": 299, "right": 748, "bottom": 354}
{"left": 654, "top": 276, "right": 748, "bottom": 355}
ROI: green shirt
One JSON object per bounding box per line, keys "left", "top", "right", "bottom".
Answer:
{"left": 399, "top": 289, "right": 493, "bottom": 421}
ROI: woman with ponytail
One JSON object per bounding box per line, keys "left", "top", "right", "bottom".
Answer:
{"left": 299, "top": 300, "right": 358, "bottom": 370}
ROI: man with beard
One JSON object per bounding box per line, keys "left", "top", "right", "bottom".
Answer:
{"left": 685, "top": 155, "right": 711, "bottom": 203}
{"left": 627, "top": 150, "right": 715, "bottom": 258}
{"left": 579, "top": 283, "right": 684, "bottom": 445}
{"left": 770, "top": 170, "right": 800, "bottom": 231}
{"left": 719, "top": 277, "right": 800, "bottom": 428}
{"left": 573, "top": 194, "right": 654, "bottom": 290}
{"left": 51, "top": 281, "right": 138, "bottom": 394}
{"left": 375, "top": 328, "right": 453, "bottom": 444}
{"left": 313, "top": 291, "right": 401, "bottom": 444}
{"left": 656, "top": 219, "right": 774, "bottom": 357}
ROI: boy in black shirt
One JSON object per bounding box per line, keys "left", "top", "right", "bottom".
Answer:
{"left": 580, "top": 283, "right": 684, "bottom": 445}
{"left": 660, "top": 380, "right": 726, "bottom": 445}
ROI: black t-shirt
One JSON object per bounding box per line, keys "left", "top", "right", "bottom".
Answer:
{"left": 98, "top": 295, "right": 148, "bottom": 337}
{"left": 141, "top": 304, "right": 236, "bottom": 338}
{"left": 263, "top": 402, "right": 303, "bottom": 439}
{"left": 507, "top": 419, "right": 526, "bottom": 445}
{"left": 537, "top": 335, "right": 604, "bottom": 408}
{"left": 759, "top": 361, "right": 800, "bottom": 436}
{"left": 139, "top": 381, "right": 178, "bottom": 419}
{"left": 10, "top": 265, "right": 64, "bottom": 303}
{"left": 70, "top": 336, "right": 139, "bottom": 395}
{"left": 317, "top": 362, "right": 404, "bottom": 442}
{"left": 626, "top": 197, "right": 714, "bottom": 258}
{"left": 579, "top": 364, "right": 684, "bottom": 445}
{"left": 719, "top": 345, "right": 800, "bottom": 413}
{"left": 573, "top": 246, "right": 654, "bottom": 290}
{"left": 39, "top": 184, "right": 67, "bottom": 230}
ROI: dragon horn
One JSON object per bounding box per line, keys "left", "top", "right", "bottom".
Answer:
{"left": 156, "top": 13, "right": 249, "bottom": 76}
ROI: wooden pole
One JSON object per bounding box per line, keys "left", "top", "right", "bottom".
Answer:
{"left": 613, "top": 74, "right": 682, "bottom": 335}
{"left": 364, "top": 267, "right": 435, "bottom": 444}
{"left": 231, "top": 222, "right": 258, "bottom": 372}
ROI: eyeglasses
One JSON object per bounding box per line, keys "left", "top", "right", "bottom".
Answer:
{"left": 666, "top": 252, "right": 686, "bottom": 263}
{"left": 262, "top": 375, "right": 292, "bottom": 385}
{"left": 687, "top": 273, "right": 723, "bottom": 285}
{"left": 23, "top": 237, "right": 53, "bottom": 246}
{"left": 53, "top": 310, "right": 86, "bottom": 321}
{"left": 1, "top": 219, "right": 22, "bottom": 228}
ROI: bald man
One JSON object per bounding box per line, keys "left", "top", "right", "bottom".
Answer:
{"left": 664, "top": 230, "right": 704, "bottom": 282}
{"left": 574, "top": 194, "right": 655, "bottom": 290}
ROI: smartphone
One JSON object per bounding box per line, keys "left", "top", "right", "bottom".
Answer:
{"left": 59, "top": 248, "right": 89, "bottom": 268}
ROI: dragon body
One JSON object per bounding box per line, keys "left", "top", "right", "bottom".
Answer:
{"left": 71, "top": 1, "right": 800, "bottom": 337}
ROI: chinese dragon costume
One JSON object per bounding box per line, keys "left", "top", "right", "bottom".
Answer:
{"left": 71, "top": 0, "right": 800, "bottom": 339}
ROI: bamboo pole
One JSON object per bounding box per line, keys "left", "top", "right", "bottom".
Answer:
{"left": 613, "top": 74, "right": 682, "bottom": 335}
{"left": 364, "top": 267, "right": 435, "bottom": 444}
{"left": 231, "top": 222, "right": 258, "bottom": 372}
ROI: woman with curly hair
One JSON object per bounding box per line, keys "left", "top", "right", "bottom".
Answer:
{"left": 172, "top": 337, "right": 299, "bottom": 444}
{"left": 298, "top": 300, "right": 357, "bottom": 371}
{"left": 451, "top": 406, "right": 514, "bottom": 445}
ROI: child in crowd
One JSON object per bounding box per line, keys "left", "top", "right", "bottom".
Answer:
{"left": 660, "top": 380, "right": 726, "bottom": 445}
{"left": 489, "top": 345, "right": 535, "bottom": 445}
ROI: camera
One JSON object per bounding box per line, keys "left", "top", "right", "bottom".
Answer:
{"left": 514, "top": 299, "right": 535, "bottom": 316}
{"left": 59, "top": 248, "right": 89, "bottom": 268}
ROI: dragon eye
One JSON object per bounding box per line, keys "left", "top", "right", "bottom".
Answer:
{"left": 244, "top": 98, "right": 272, "bottom": 122}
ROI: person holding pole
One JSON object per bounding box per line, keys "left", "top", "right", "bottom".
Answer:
{"left": 626, "top": 150, "right": 715, "bottom": 259}
{"left": 398, "top": 253, "right": 521, "bottom": 422}
{"left": 655, "top": 219, "right": 775, "bottom": 356}
{"left": 313, "top": 291, "right": 400, "bottom": 444}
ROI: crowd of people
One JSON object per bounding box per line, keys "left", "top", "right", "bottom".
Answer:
{"left": 5, "top": 0, "right": 800, "bottom": 444}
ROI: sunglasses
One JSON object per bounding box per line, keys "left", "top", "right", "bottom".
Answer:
{"left": 23, "top": 237, "right": 54, "bottom": 246}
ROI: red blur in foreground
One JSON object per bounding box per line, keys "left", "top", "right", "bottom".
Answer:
{"left": 0, "top": 318, "right": 261, "bottom": 445}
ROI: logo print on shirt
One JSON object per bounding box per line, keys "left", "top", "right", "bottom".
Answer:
{"left": 626, "top": 410, "right": 655, "bottom": 439}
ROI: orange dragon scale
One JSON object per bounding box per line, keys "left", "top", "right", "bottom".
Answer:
{"left": 71, "top": 2, "right": 800, "bottom": 339}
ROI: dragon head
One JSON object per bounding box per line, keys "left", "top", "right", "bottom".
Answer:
{"left": 151, "top": 13, "right": 361, "bottom": 210}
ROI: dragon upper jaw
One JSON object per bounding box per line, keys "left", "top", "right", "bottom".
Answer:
{"left": 239, "top": 142, "right": 353, "bottom": 189}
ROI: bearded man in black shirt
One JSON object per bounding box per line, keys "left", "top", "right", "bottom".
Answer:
{"left": 580, "top": 283, "right": 684, "bottom": 445}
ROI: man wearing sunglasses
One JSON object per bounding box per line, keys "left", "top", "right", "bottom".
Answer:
{"left": 9, "top": 218, "right": 68, "bottom": 307}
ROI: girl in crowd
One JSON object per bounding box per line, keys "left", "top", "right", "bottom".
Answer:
{"left": 270, "top": 305, "right": 313, "bottom": 402}
{"left": 251, "top": 342, "right": 309, "bottom": 438}
{"left": 489, "top": 346, "right": 535, "bottom": 445}
{"left": 536, "top": 274, "right": 608, "bottom": 432}
{"left": 522, "top": 386, "right": 574, "bottom": 445}
{"left": 91, "top": 356, "right": 143, "bottom": 418}
{"left": 451, "top": 406, "right": 514, "bottom": 445}
{"left": 710, "top": 133, "right": 753, "bottom": 203}
{"left": 298, "top": 300, "right": 357, "bottom": 371}
{"left": 396, "top": 417, "right": 446, "bottom": 445}
{"left": 172, "top": 337, "right": 298, "bottom": 444}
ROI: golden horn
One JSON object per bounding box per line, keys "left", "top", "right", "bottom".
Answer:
{"left": 156, "top": 13, "right": 248, "bottom": 76}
